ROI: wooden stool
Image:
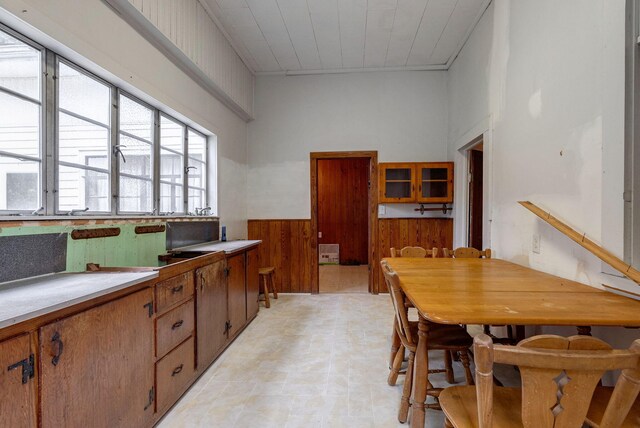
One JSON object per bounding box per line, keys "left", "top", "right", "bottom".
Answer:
{"left": 259, "top": 267, "right": 277, "bottom": 308}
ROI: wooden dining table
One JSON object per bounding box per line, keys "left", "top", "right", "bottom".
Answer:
{"left": 384, "top": 257, "right": 640, "bottom": 428}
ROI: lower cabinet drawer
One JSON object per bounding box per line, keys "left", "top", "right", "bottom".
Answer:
{"left": 156, "top": 336, "right": 195, "bottom": 413}
{"left": 156, "top": 300, "right": 194, "bottom": 358}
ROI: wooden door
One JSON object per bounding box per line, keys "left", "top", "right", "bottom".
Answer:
{"left": 468, "top": 150, "right": 483, "bottom": 249}
{"left": 227, "top": 253, "right": 246, "bottom": 339}
{"left": 1, "top": 334, "right": 37, "bottom": 428}
{"left": 246, "top": 248, "right": 259, "bottom": 319}
{"left": 196, "top": 259, "right": 227, "bottom": 369}
{"left": 39, "top": 288, "right": 154, "bottom": 428}
{"left": 379, "top": 163, "right": 416, "bottom": 203}
{"left": 318, "top": 158, "right": 369, "bottom": 264}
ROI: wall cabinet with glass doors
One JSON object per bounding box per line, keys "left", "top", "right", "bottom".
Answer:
{"left": 379, "top": 162, "right": 453, "bottom": 203}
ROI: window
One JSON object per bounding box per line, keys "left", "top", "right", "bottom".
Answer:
{"left": 0, "top": 28, "right": 43, "bottom": 212}
{"left": 187, "top": 129, "right": 207, "bottom": 213}
{"left": 0, "top": 23, "right": 214, "bottom": 217}
{"left": 57, "top": 60, "right": 111, "bottom": 213}
{"left": 160, "top": 115, "right": 185, "bottom": 214}
{"left": 118, "top": 94, "right": 153, "bottom": 213}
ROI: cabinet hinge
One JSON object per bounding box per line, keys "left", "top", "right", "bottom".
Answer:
{"left": 7, "top": 354, "right": 35, "bottom": 384}
{"left": 144, "top": 386, "right": 155, "bottom": 411}
{"left": 143, "top": 301, "right": 154, "bottom": 318}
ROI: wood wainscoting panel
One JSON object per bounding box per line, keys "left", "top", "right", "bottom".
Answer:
{"left": 377, "top": 218, "right": 453, "bottom": 292}
{"left": 247, "top": 220, "right": 314, "bottom": 293}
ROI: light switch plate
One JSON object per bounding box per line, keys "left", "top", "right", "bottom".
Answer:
{"left": 532, "top": 234, "right": 541, "bottom": 254}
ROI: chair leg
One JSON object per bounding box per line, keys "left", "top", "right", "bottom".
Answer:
{"left": 444, "top": 350, "right": 455, "bottom": 384}
{"left": 388, "top": 344, "right": 405, "bottom": 386}
{"left": 389, "top": 321, "right": 401, "bottom": 369}
{"left": 398, "top": 350, "right": 414, "bottom": 423}
{"left": 270, "top": 272, "right": 278, "bottom": 299}
{"left": 262, "top": 275, "right": 271, "bottom": 308}
{"left": 459, "top": 350, "right": 474, "bottom": 385}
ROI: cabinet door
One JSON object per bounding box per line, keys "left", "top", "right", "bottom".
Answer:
{"left": 246, "top": 249, "right": 259, "bottom": 320}
{"left": 196, "top": 259, "right": 227, "bottom": 369}
{"left": 39, "top": 288, "right": 154, "bottom": 428}
{"left": 0, "top": 334, "right": 37, "bottom": 428}
{"left": 227, "top": 253, "right": 246, "bottom": 339}
{"left": 416, "top": 162, "right": 453, "bottom": 203}
{"left": 379, "top": 163, "right": 416, "bottom": 203}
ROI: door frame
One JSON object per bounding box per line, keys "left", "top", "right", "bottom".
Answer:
{"left": 310, "top": 151, "right": 379, "bottom": 294}
{"left": 452, "top": 116, "right": 493, "bottom": 250}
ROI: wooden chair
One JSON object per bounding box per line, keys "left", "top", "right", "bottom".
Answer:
{"left": 381, "top": 260, "right": 474, "bottom": 423}
{"left": 442, "top": 247, "right": 492, "bottom": 259}
{"left": 391, "top": 246, "right": 439, "bottom": 258}
{"left": 258, "top": 267, "right": 277, "bottom": 308}
{"left": 440, "top": 333, "right": 640, "bottom": 428}
{"left": 387, "top": 245, "right": 442, "bottom": 382}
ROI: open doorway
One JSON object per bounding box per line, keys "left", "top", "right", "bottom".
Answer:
{"left": 467, "top": 140, "right": 483, "bottom": 250}
{"left": 310, "top": 151, "right": 378, "bottom": 294}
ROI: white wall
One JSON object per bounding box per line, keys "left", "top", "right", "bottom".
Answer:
{"left": 248, "top": 71, "right": 449, "bottom": 219}
{"left": 448, "top": 0, "right": 638, "bottom": 346}
{"left": 127, "top": 0, "right": 254, "bottom": 117}
{"left": 0, "top": 0, "right": 249, "bottom": 238}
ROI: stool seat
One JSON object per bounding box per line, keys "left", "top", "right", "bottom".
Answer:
{"left": 258, "top": 267, "right": 277, "bottom": 308}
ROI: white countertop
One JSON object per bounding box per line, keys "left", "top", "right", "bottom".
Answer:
{"left": 0, "top": 271, "right": 158, "bottom": 329}
{"left": 170, "top": 239, "right": 261, "bottom": 254}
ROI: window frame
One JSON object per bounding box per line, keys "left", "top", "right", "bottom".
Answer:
{"left": 54, "top": 56, "right": 114, "bottom": 215}
{"left": 0, "top": 22, "right": 214, "bottom": 218}
{"left": 186, "top": 127, "right": 208, "bottom": 213}
{"left": 116, "top": 90, "right": 157, "bottom": 215}
{"left": 159, "top": 112, "right": 187, "bottom": 215}
{"left": 0, "top": 22, "right": 46, "bottom": 215}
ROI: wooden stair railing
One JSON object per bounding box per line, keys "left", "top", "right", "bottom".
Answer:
{"left": 519, "top": 201, "right": 640, "bottom": 286}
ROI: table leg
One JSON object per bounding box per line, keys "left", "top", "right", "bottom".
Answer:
{"left": 410, "top": 315, "right": 429, "bottom": 428}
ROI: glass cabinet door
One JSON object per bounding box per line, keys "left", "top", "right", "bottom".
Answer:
{"left": 417, "top": 163, "right": 453, "bottom": 203}
{"left": 379, "top": 163, "right": 416, "bottom": 202}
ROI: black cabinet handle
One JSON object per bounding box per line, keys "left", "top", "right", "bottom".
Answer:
{"left": 171, "top": 320, "right": 184, "bottom": 330}
{"left": 51, "top": 332, "right": 63, "bottom": 366}
{"left": 171, "top": 285, "right": 184, "bottom": 294}
{"left": 171, "top": 364, "right": 184, "bottom": 376}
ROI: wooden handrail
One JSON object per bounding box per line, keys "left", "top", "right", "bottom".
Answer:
{"left": 519, "top": 201, "right": 640, "bottom": 285}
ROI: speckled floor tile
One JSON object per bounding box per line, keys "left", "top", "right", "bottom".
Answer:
{"left": 157, "top": 294, "right": 520, "bottom": 428}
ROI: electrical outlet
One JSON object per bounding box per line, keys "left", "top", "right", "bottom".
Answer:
{"left": 532, "top": 234, "right": 541, "bottom": 254}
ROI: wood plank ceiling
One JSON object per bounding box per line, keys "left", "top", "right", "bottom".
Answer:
{"left": 202, "top": 0, "right": 490, "bottom": 74}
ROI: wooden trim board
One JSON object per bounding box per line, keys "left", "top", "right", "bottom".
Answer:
{"left": 310, "top": 151, "right": 378, "bottom": 294}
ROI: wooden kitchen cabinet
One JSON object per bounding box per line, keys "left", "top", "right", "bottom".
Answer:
{"left": 416, "top": 162, "right": 453, "bottom": 203}
{"left": 0, "top": 334, "right": 37, "bottom": 428}
{"left": 379, "top": 162, "right": 453, "bottom": 203}
{"left": 246, "top": 248, "right": 259, "bottom": 320}
{"left": 39, "top": 288, "right": 155, "bottom": 428}
{"left": 196, "top": 258, "right": 228, "bottom": 369}
{"left": 227, "top": 253, "right": 246, "bottom": 339}
{"left": 379, "top": 163, "right": 416, "bottom": 202}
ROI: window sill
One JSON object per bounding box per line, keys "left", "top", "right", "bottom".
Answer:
{"left": 0, "top": 215, "right": 219, "bottom": 228}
